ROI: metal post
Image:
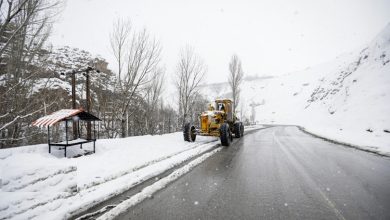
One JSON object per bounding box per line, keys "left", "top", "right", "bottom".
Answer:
{"left": 65, "top": 120, "right": 68, "bottom": 145}
{"left": 126, "top": 110, "right": 129, "bottom": 137}
{"left": 86, "top": 69, "right": 91, "bottom": 140}
{"left": 72, "top": 72, "right": 77, "bottom": 140}
{"left": 48, "top": 126, "right": 51, "bottom": 153}
{"left": 78, "top": 120, "right": 80, "bottom": 138}
{"left": 93, "top": 121, "right": 96, "bottom": 139}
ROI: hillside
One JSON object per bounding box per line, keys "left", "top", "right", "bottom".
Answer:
{"left": 201, "top": 24, "right": 390, "bottom": 155}
{"left": 36, "top": 46, "right": 115, "bottom": 100}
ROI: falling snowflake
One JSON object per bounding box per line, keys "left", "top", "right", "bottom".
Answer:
{"left": 194, "top": 201, "right": 199, "bottom": 205}
{"left": 284, "top": 203, "right": 288, "bottom": 207}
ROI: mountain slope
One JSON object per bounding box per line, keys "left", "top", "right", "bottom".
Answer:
{"left": 201, "top": 23, "right": 390, "bottom": 154}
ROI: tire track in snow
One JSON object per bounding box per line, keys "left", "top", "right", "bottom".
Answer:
{"left": 97, "top": 147, "right": 223, "bottom": 220}
{"left": 1, "top": 141, "right": 218, "bottom": 220}
{"left": 79, "top": 140, "right": 218, "bottom": 191}
{"left": 3, "top": 166, "right": 77, "bottom": 192}
{"left": 70, "top": 141, "right": 221, "bottom": 220}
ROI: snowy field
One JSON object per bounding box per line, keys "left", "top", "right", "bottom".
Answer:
{"left": 202, "top": 24, "right": 390, "bottom": 156}
{"left": 0, "top": 126, "right": 262, "bottom": 219}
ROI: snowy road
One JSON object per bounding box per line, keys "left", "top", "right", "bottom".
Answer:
{"left": 115, "top": 126, "right": 390, "bottom": 220}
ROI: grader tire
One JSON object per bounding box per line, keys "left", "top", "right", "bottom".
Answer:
{"left": 240, "top": 123, "right": 244, "bottom": 137}
{"left": 183, "top": 123, "right": 196, "bottom": 142}
{"left": 234, "top": 122, "right": 241, "bottom": 138}
{"left": 220, "top": 123, "right": 231, "bottom": 146}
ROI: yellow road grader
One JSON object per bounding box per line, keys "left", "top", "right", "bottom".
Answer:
{"left": 183, "top": 99, "right": 244, "bottom": 146}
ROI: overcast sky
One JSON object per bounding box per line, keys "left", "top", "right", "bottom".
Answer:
{"left": 50, "top": 0, "right": 390, "bottom": 83}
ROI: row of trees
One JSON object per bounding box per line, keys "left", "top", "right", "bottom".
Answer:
{"left": 104, "top": 18, "right": 246, "bottom": 138}
{"left": 107, "top": 19, "right": 164, "bottom": 138}
{"left": 107, "top": 20, "right": 211, "bottom": 138}
{"left": 0, "top": 1, "right": 245, "bottom": 147}
{"left": 0, "top": 0, "right": 63, "bottom": 147}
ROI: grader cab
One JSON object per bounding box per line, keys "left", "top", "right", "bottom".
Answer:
{"left": 183, "top": 99, "right": 244, "bottom": 146}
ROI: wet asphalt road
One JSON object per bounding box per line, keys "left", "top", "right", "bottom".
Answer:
{"left": 117, "top": 126, "right": 390, "bottom": 220}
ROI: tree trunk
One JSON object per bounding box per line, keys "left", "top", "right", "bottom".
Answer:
{"left": 121, "top": 118, "right": 126, "bottom": 138}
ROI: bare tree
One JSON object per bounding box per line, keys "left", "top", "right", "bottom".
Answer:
{"left": 0, "top": 0, "right": 63, "bottom": 147}
{"left": 109, "top": 18, "right": 130, "bottom": 82}
{"left": 175, "top": 46, "right": 207, "bottom": 127}
{"left": 109, "top": 21, "right": 163, "bottom": 138}
{"left": 144, "top": 69, "right": 164, "bottom": 135}
{"left": 228, "top": 54, "right": 244, "bottom": 111}
{"left": 0, "top": 0, "right": 62, "bottom": 58}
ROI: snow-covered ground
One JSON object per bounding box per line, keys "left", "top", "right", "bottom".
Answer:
{"left": 1, "top": 21, "right": 389, "bottom": 220}
{"left": 0, "top": 126, "right": 262, "bottom": 219}
{"left": 202, "top": 23, "right": 390, "bottom": 156}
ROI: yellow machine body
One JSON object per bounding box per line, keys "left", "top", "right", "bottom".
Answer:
{"left": 198, "top": 99, "right": 234, "bottom": 137}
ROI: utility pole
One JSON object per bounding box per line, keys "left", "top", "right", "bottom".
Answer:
{"left": 61, "top": 66, "right": 99, "bottom": 140}
{"left": 72, "top": 73, "right": 77, "bottom": 139}
{"left": 86, "top": 67, "right": 92, "bottom": 140}
{"left": 61, "top": 69, "right": 78, "bottom": 139}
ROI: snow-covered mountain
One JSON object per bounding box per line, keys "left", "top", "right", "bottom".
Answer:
{"left": 41, "top": 46, "right": 114, "bottom": 95}
{"left": 201, "top": 23, "right": 390, "bottom": 154}
{"left": 32, "top": 46, "right": 115, "bottom": 111}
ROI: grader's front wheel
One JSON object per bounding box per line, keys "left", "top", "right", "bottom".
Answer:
{"left": 220, "top": 123, "right": 232, "bottom": 146}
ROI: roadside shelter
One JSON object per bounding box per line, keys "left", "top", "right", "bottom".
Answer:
{"left": 32, "top": 109, "right": 101, "bottom": 157}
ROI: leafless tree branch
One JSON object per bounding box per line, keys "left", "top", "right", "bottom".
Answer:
{"left": 228, "top": 54, "right": 244, "bottom": 111}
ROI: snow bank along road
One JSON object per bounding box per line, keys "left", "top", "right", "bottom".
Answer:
{"left": 112, "top": 126, "right": 390, "bottom": 220}
{"left": 0, "top": 126, "right": 262, "bottom": 220}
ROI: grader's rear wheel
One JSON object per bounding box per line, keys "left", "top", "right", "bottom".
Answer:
{"left": 183, "top": 123, "right": 196, "bottom": 142}
{"left": 234, "top": 122, "right": 241, "bottom": 138}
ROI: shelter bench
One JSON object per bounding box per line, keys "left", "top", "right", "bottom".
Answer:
{"left": 49, "top": 139, "right": 96, "bottom": 157}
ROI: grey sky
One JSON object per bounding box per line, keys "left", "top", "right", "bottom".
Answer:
{"left": 50, "top": 0, "right": 390, "bottom": 83}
